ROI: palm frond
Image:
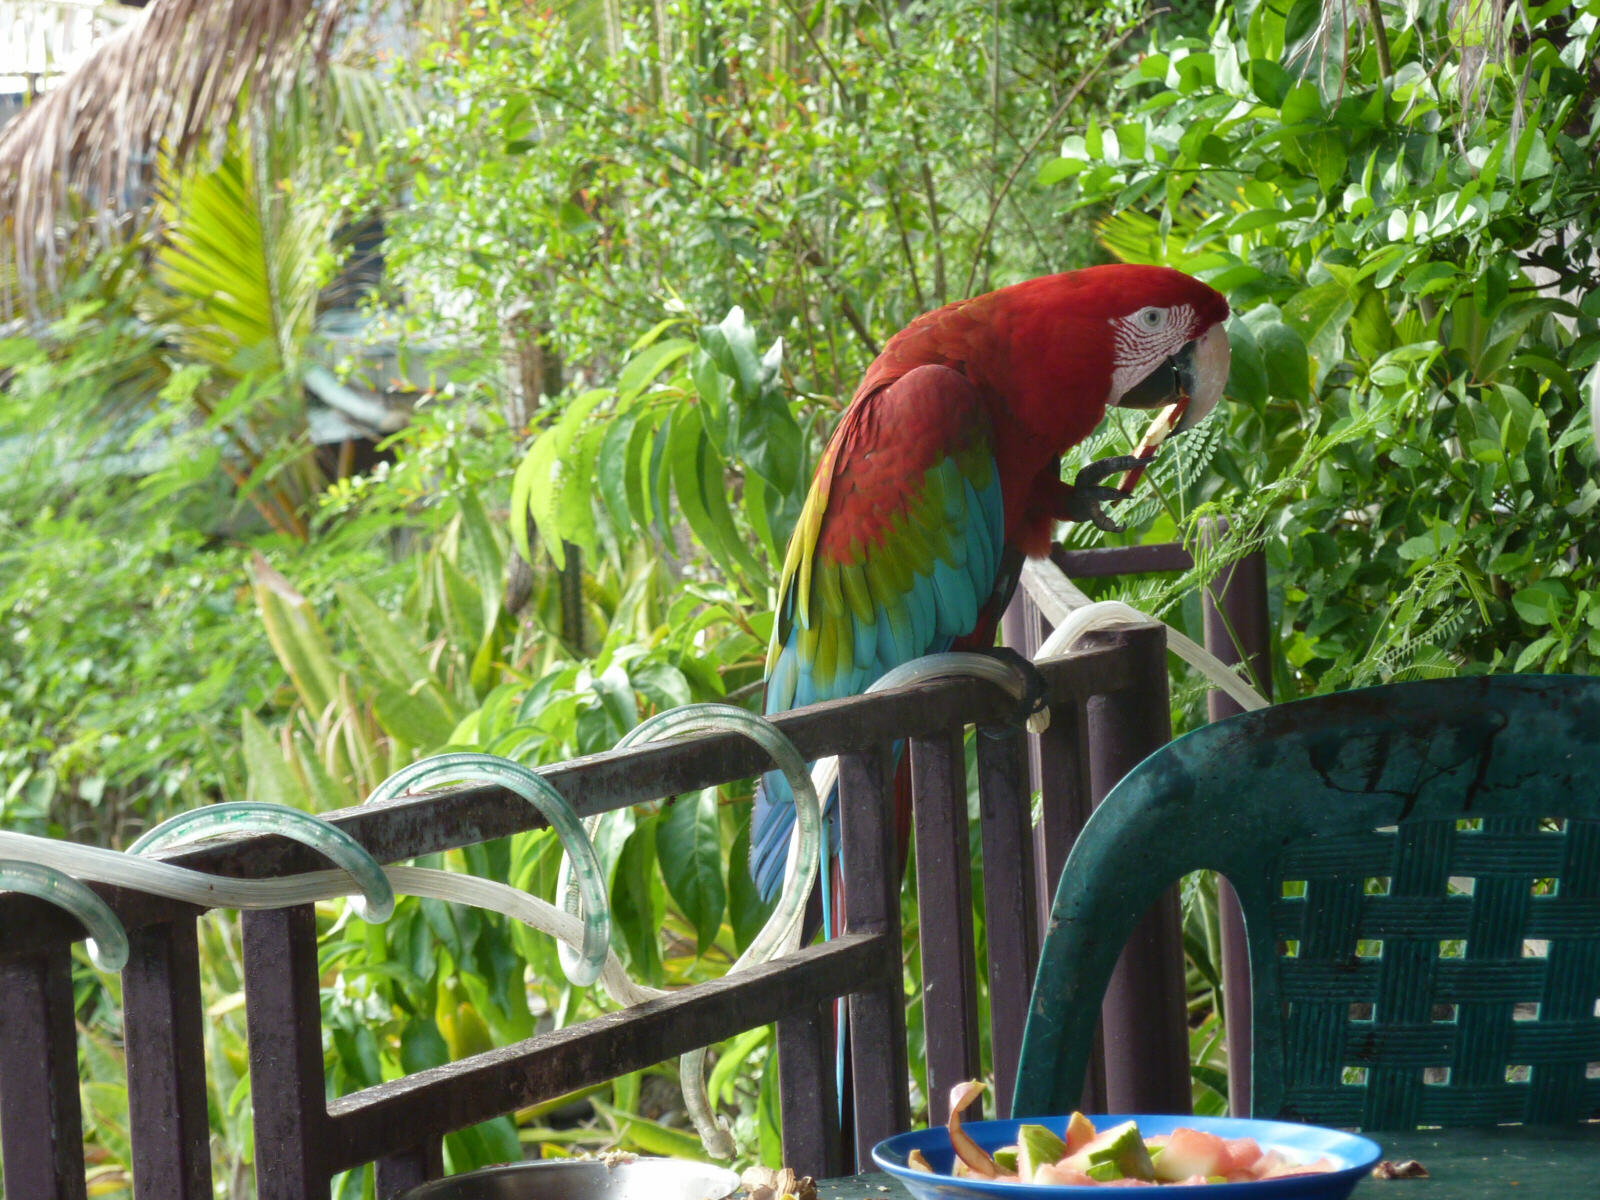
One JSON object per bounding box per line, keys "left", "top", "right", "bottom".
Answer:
{"left": 0, "top": 0, "right": 348, "bottom": 305}
{"left": 150, "top": 134, "right": 324, "bottom": 381}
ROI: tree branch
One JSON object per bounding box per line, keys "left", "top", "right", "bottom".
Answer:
{"left": 962, "top": 26, "right": 1135, "bottom": 299}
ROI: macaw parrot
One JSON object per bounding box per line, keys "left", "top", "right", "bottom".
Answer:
{"left": 749, "top": 264, "right": 1232, "bottom": 901}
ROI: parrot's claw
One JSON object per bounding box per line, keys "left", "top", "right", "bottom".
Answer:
{"left": 1065, "top": 455, "right": 1148, "bottom": 533}
{"left": 974, "top": 646, "right": 1049, "bottom": 734}
{"left": 1075, "top": 454, "right": 1147, "bottom": 488}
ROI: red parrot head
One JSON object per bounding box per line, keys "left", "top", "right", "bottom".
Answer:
{"left": 1097, "top": 267, "right": 1232, "bottom": 437}
{"left": 862, "top": 264, "right": 1232, "bottom": 458}
{"left": 986, "top": 264, "right": 1232, "bottom": 450}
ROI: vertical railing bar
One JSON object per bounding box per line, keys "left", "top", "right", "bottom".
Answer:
{"left": 242, "top": 905, "right": 331, "bottom": 1200}
{"left": 1033, "top": 700, "right": 1095, "bottom": 938}
{"left": 1200, "top": 521, "right": 1273, "bottom": 1119}
{"left": 910, "top": 729, "right": 982, "bottom": 1127}
{"left": 374, "top": 1140, "right": 444, "bottom": 1200}
{"left": 1009, "top": 583, "right": 1107, "bottom": 1112}
{"left": 1088, "top": 625, "right": 1191, "bottom": 1115}
{"left": 1034, "top": 697, "right": 1105, "bottom": 1112}
{"left": 775, "top": 1000, "right": 843, "bottom": 1180}
{"left": 0, "top": 944, "right": 87, "bottom": 1200}
{"left": 974, "top": 727, "right": 1038, "bottom": 1119}
{"left": 837, "top": 743, "right": 910, "bottom": 1171}
{"left": 123, "top": 918, "right": 212, "bottom": 1200}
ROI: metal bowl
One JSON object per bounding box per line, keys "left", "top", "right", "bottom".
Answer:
{"left": 395, "top": 1158, "right": 741, "bottom": 1200}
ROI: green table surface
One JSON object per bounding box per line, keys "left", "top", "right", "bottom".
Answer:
{"left": 816, "top": 1125, "right": 1600, "bottom": 1198}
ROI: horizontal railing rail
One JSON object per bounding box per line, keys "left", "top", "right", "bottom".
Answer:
{"left": 1, "top": 628, "right": 1175, "bottom": 1200}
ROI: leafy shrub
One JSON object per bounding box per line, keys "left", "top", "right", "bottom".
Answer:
{"left": 1043, "top": 0, "right": 1600, "bottom": 687}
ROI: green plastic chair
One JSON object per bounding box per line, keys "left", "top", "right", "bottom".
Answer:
{"left": 1012, "top": 675, "right": 1600, "bottom": 1129}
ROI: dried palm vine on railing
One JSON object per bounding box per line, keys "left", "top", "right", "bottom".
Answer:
{"left": 0, "top": 0, "right": 348, "bottom": 307}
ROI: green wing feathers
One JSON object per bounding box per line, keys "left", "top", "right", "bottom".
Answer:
{"left": 764, "top": 365, "right": 1005, "bottom": 713}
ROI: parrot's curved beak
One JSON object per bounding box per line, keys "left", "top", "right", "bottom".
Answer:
{"left": 1173, "top": 322, "right": 1230, "bottom": 433}
{"left": 1107, "top": 323, "right": 1233, "bottom": 496}
{"left": 1112, "top": 323, "right": 1231, "bottom": 434}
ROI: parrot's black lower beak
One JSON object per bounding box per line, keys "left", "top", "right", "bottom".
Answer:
{"left": 1113, "top": 342, "right": 1196, "bottom": 416}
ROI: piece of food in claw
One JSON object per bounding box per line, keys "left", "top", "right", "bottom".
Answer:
{"left": 1117, "top": 396, "right": 1191, "bottom": 494}
{"left": 945, "top": 1081, "right": 996, "bottom": 1178}
{"left": 1060, "top": 1120, "right": 1158, "bottom": 1182}
{"left": 1016, "top": 1124, "right": 1068, "bottom": 1183}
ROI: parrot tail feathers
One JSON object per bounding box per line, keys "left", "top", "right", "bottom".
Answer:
{"left": 749, "top": 765, "right": 843, "bottom": 903}
{"left": 749, "top": 748, "right": 915, "bottom": 906}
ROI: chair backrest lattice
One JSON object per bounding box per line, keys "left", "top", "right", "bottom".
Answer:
{"left": 1013, "top": 674, "right": 1600, "bottom": 1132}
{"left": 1269, "top": 815, "right": 1600, "bottom": 1129}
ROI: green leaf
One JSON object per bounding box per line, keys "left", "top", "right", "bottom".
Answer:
{"left": 1282, "top": 0, "right": 1320, "bottom": 47}
{"left": 1514, "top": 635, "right": 1558, "bottom": 673}
{"left": 400, "top": 1018, "right": 451, "bottom": 1073}
{"left": 292, "top": 733, "right": 354, "bottom": 810}
{"left": 1250, "top": 316, "right": 1310, "bottom": 402}
{"left": 1247, "top": 59, "right": 1290, "bottom": 106}
{"left": 589, "top": 664, "right": 639, "bottom": 737}
{"left": 624, "top": 407, "right": 661, "bottom": 530}
{"left": 617, "top": 337, "right": 695, "bottom": 402}
{"left": 372, "top": 678, "right": 454, "bottom": 750}
{"left": 1036, "top": 156, "right": 1086, "bottom": 186}
{"left": 728, "top": 810, "right": 775, "bottom": 955}
{"left": 511, "top": 388, "right": 608, "bottom": 569}
{"left": 657, "top": 788, "right": 727, "bottom": 956}
{"left": 611, "top": 817, "right": 666, "bottom": 985}
{"left": 436, "top": 555, "right": 486, "bottom": 662}
{"left": 597, "top": 404, "right": 644, "bottom": 532}
{"left": 757, "top": 1048, "right": 783, "bottom": 1166}
{"left": 666, "top": 401, "right": 762, "bottom": 580}
{"left": 699, "top": 307, "right": 762, "bottom": 403}
{"left": 1279, "top": 80, "right": 1322, "bottom": 125}
{"left": 1397, "top": 525, "right": 1458, "bottom": 561}
{"left": 252, "top": 556, "right": 340, "bottom": 714}
{"left": 241, "top": 709, "right": 310, "bottom": 810}
{"left": 1348, "top": 287, "right": 1395, "bottom": 361}
{"left": 510, "top": 421, "right": 561, "bottom": 566}
{"left": 707, "top": 1026, "right": 769, "bottom": 1107}
{"left": 455, "top": 485, "right": 504, "bottom": 633}
{"left": 554, "top": 421, "right": 605, "bottom": 562}
{"left": 337, "top": 584, "right": 457, "bottom": 711}
{"left": 1224, "top": 317, "right": 1268, "bottom": 408}
{"left": 591, "top": 1099, "right": 713, "bottom": 1160}
{"left": 1511, "top": 581, "right": 1567, "bottom": 626}
{"left": 631, "top": 661, "right": 692, "bottom": 712}
{"left": 1281, "top": 281, "right": 1354, "bottom": 381}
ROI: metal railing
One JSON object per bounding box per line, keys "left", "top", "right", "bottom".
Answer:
{"left": 0, "top": 543, "right": 1267, "bottom": 1200}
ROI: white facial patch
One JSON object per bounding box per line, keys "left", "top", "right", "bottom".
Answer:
{"left": 1106, "top": 302, "right": 1197, "bottom": 403}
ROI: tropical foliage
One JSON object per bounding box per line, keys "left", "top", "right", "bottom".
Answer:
{"left": 3, "top": 0, "right": 1599, "bottom": 1195}
{"left": 1044, "top": 0, "right": 1600, "bottom": 689}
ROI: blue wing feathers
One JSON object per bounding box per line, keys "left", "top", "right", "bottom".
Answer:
{"left": 750, "top": 378, "right": 1008, "bottom": 900}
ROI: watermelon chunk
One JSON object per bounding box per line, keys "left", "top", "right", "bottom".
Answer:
{"left": 1063, "top": 1111, "right": 1098, "bottom": 1154}
{"left": 1151, "top": 1127, "right": 1230, "bottom": 1182}
{"left": 1033, "top": 1162, "right": 1095, "bottom": 1186}
{"left": 1223, "top": 1136, "right": 1263, "bottom": 1176}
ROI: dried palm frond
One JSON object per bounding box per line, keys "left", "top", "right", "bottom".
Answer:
{"left": 0, "top": 0, "right": 348, "bottom": 305}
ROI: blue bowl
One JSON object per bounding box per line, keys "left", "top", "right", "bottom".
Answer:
{"left": 872, "top": 1114, "right": 1382, "bottom": 1198}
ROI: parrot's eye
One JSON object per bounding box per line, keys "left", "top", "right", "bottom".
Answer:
{"left": 1133, "top": 306, "right": 1167, "bottom": 331}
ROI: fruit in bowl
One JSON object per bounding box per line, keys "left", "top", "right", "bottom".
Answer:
{"left": 873, "top": 1083, "right": 1382, "bottom": 1197}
